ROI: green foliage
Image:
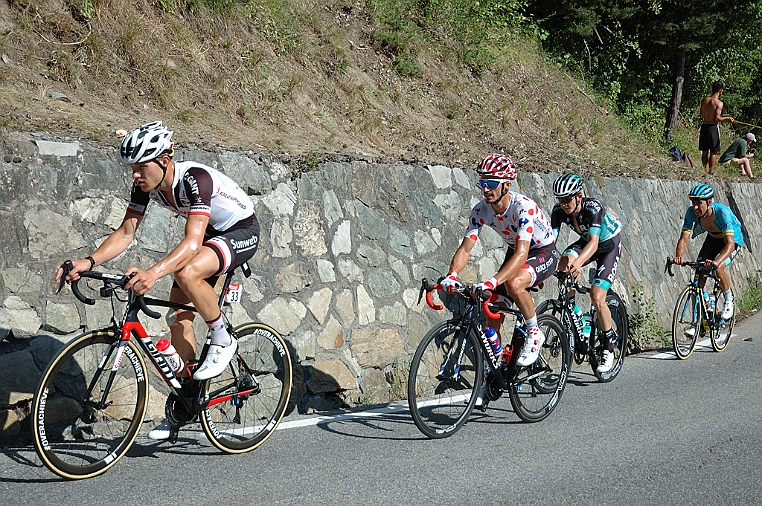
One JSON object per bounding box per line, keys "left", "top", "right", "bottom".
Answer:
{"left": 387, "top": 358, "right": 410, "bottom": 401}
{"left": 523, "top": 0, "right": 762, "bottom": 141}
{"left": 738, "top": 271, "right": 762, "bottom": 312}
{"left": 366, "top": 0, "right": 533, "bottom": 77}
{"left": 629, "top": 283, "right": 669, "bottom": 351}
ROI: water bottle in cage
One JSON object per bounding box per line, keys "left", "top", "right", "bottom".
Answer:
{"left": 485, "top": 326, "right": 501, "bottom": 358}
{"left": 582, "top": 312, "right": 592, "bottom": 339}
{"left": 702, "top": 292, "right": 715, "bottom": 313}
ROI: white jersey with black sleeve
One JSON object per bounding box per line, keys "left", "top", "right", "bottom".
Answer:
{"left": 127, "top": 161, "right": 254, "bottom": 234}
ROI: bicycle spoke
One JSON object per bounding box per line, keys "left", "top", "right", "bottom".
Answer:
{"left": 32, "top": 331, "right": 147, "bottom": 480}
{"left": 408, "top": 322, "right": 481, "bottom": 438}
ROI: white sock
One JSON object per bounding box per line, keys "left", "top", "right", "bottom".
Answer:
{"left": 525, "top": 315, "right": 538, "bottom": 329}
{"left": 206, "top": 315, "right": 232, "bottom": 347}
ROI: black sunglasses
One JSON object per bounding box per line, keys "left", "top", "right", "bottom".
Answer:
{"left": 557, "top": 196, "right": 576, "bottom": 204}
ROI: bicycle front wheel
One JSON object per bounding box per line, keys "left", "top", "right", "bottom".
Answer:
{"left": 590, "top": 291, "right": 629, "bottom": 382}
{"left": 509, "top": 314, "right": 569, "bottom": 423}
{"left": 711, "top": 287, "right": 735, "bottom": 352}
{"left": 672, "top": 288, "right": 702, "bottom": 360}
{"left": 407, "top": 321, "right": 482, "bottom": 438}
{"left": 32, "top": 330, "right": 147, "bottom": 480}
{"left": 200, "top": 322, "right": 292, "bottom": 453}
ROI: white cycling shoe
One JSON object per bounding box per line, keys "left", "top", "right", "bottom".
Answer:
{"left": 721, "top": 300, "right": 734, "bottom": 320}
{"left": 193, "top": 338, "right": 238, "bottom": 381}
{"left": 148, "top": 419, "right": 173, "bottom": 441}
{"left": 516, "top": 329, "right": 545, "bottom": 367}
{"left": 596, "top": 350, "right": 615, "bottom": 373}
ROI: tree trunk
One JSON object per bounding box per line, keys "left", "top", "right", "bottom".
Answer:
{"left": 664, "top": 49, "right": 686, "bottom": 142}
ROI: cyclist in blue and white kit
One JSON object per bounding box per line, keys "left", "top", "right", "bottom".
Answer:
{"left": 550, "top": 173, "right": 623, "bottom": 373}
{"left": 57, "top": 121, "right": 259, "bottom": 440}
{"left": 674, "top": 184, "right": 744, "bottom": 322}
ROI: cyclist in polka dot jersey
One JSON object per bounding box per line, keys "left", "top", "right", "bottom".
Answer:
{"left": 440, "top": 154, "right": 559, "bottom": 383}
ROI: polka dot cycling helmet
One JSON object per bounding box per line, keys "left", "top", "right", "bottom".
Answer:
{"left": 476, "top": 153, "right": 517, "bottom": 180}
{"left": 553, "top": 173, "right": 584, "bottom": 198}
{"left": 119, "top": 121, "right": 174, "bottom": 164}
{"left": 688, "top": 183, "right": 714, "bottom": 200}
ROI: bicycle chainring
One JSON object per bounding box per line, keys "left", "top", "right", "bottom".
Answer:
{"left": 486, "top": 372, "right": 504, "bottom": 401}
{"left": 165, "top": 393, "right": 197, "bottom": 426}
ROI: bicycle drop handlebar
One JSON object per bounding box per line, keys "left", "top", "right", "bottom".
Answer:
{"left": 58, "top": 260, "right": 162, "bottom": 319}
{"left": 551, "top": 270, "right": 590, "bottom": 295}
{"left": 664, "top": 256, "right": 719, "bottom": 280}
{"left": 418, "top": 278, "right": 502, "bottom": 319}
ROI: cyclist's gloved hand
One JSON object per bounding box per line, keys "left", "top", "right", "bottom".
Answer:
{"left": 472, "top": 277, "right": 498, "bottom": 295}
{"left": 440, "top": 271, "right": 463, "bottom": 292}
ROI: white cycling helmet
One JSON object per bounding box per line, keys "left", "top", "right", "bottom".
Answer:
{"left": 119, "top": 121, "right": 174, "bottom": 164}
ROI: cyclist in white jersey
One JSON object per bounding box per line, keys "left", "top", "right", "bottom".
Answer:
{"left": 441, "top": 154, "right": 559, "bottom": 377}
{"left": 56, "top": 122, "right": 260, "bottom": 440}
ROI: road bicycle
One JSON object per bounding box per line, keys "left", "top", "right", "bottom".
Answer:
{"left": 537, "top": 270, "right": 629, "bottom": 382}
{"left": 665, "top": 257, "right": 734, "bottom": 359}
{"left": 407, "top": 279, "right": 569, "bottom": 438}
{"left": 32, "top": 261, "right": 292, "bottom": 480}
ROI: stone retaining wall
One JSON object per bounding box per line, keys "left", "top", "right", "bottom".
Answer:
{"left": 2, "top": 130, "right": 761, "bottom": 441}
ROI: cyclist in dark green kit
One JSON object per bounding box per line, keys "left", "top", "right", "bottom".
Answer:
{"left": 550, "top": 173, "right": 623, "bottom": 373}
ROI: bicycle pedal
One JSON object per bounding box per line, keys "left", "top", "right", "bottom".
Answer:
{"left": 169, "top": 426, "right": 180, "bottom": 444}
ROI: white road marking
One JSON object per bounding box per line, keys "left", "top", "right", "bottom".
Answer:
{"left": 277, "top": 402, "right": 411, "bottom": 430}
{"left": 648, "top": 338, "right": 715, "bottom": 360}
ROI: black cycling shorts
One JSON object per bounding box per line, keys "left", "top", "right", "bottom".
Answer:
{"left": 563, "top": 235, "right": 622, "bottom": 291}
{"left": 697, "top": 234, "right": 741, "bottom": 267}
{"left": 493, "top": 243, "right": 560, "bottom": 295}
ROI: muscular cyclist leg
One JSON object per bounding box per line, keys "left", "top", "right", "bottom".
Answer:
{"left": 590, "top": 285, "right": 612, "bottom": 332}
{"left": 167, "top": 287, "right": 197, "bottom": 373}
{"left": 173, "top": 246, "right": 227, "bottom": 344}
{"left": 715, "top": 262, "right": 731, "bottom": 292}
{"left": 503, "top": 269, "right": 536, "bottom": 324}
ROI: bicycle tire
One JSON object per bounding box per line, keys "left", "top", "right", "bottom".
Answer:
{"left": 508, "top": 314, "right": 569, "bottom": 423}
{"left": 537, "top": 298, "right": 580, "bottom": 365}
{"left": 590, "top": 291, "right": 629, "bottom": 382}
{"left": 672, "top": 287, "right": 702, "bottom": 360}
{"left": 711, "top": 286, "right": 735, "bottom": 352}
{"left": 32, "top": 330, "right": 147, "bottom": 479}
{"left": 200, "top": 322, "right": 292, "bottom": 453}
{"left": 407, "top": 321, "right": 482, "bottom": 438}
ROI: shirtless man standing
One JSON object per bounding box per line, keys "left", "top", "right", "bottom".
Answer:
{"left": 699, "top": 80, "right": 734, "bottom": 175}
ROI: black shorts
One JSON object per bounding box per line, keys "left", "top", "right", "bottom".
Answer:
{"left": 563, "top": 235, "right": 622, "bottom": 291}
{"left": 204, "top": 216, "right": 260, "bottom": 276}
{"left": 698, "top": 234, "right": 741, "bottom": 266}
{"left": 493, "top": 243, "right": 559, "bottom": 295}
{"left": 699, "top": 124, "right": 721, "bottom": 154}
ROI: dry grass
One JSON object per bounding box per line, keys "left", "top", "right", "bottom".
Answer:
{"left": 0, "top": 0, "right": 755, "bottom": 183}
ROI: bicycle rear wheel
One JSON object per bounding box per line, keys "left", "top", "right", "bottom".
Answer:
{"left": 672, "top": 288, "right": 702, "bottom": 360}
{"left": 407, "top": 321, "right": 482, "bottom": 438}
{"left": 590, "top": 291, "right": 629, "bottom": 382}
{"left": 508, "top": 314, "right": 569, "bottom": 422}
{"left": 200, "top": 322, "right": 292, "bottom": 453}
{"left": 711, "top": 287, "right": 735, "bottom": 352}
{"left": 32, "top": 330, "right": 147, "bottom": 479}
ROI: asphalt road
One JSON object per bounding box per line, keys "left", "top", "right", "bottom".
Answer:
{"left": 3, "top": 311, "right": 762, "bottom": 505}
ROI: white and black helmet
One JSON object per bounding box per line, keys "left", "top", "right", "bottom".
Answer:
{"left": 552, "top": 173, "right": 584, "bottom": 198}
{"left": 119, "top": 121, "right": 173, "bottom": 164}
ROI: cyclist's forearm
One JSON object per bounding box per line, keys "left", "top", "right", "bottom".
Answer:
{"left": 448, "top": 239, "right": 475, "bottom": 274}
{"left": 675, "top": 234, "right": 690, "bottom": 258}
{"left": 575, "top": 236, "right": 599, "bottom": 266}
{"left": 88, "top": 229, "right": 134, "bottom": 266}
{"left": 148, "top": 238, "right": 202, "bottom": 280}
